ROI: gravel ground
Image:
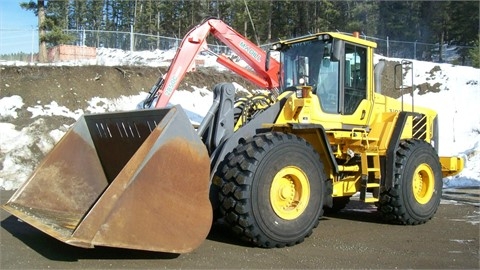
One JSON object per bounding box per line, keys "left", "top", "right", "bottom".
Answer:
{"left": 1, "top": 190, "right": 479, "bottom": 269}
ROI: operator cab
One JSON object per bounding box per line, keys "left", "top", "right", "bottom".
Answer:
{"left": 270, "top": 33, "right": 371, "bottom": 117}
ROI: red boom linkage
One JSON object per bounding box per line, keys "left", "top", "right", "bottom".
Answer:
{"left": 150, "top": 18, "right": 280, "bottom": 108}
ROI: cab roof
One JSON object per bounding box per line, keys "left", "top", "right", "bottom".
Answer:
{"left": 276, "top": 32, "right": 377, "bottom": 49}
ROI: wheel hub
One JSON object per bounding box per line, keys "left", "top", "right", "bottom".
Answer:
{"left": 412, "top": 163, "right": 435, "bottom": 204}
{"left": 270, "top": 166, "right": 310, "bottom": 220}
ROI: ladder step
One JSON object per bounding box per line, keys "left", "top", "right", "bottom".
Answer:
{"left": 366, "top": 183, "right": 380, "bottom": 188}
{"left": 360, "top": 152, "right": 381, "bottom": 204}
{"left": 364, "top": 197, "right": 379, "bottom": 203}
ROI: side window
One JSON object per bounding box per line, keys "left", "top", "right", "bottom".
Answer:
{"left": 318, "top": 59, "right": 339, "bottom": 113}
{"left": 317, "top": 43, "right": 339, "bottom": 114}
{"left": 344, "top": 44, "right": 367, "bottom": 115}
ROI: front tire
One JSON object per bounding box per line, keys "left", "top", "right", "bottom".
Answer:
{"left": 218, "top": 132, "right": 326, "bottom": 247}
{"left": 378, "top": 139, "right": 443, "bottom": 225}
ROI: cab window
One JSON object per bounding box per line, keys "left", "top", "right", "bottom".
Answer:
{"left": 317, "top": 54, "right": 339, "bottom": 114}
{"left": 344, "top": 44, "right": 367, "bottom": 115}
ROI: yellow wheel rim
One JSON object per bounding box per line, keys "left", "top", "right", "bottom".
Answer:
{"left": 270, "top": 166, "right": 310, "bottom": 220}
{"left": 412, "top": 163, "right": 435, "bottom": 204}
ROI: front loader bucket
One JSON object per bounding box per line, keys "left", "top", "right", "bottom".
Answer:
{"left": 2, "top": 105, "right": 212, "bottom": 253}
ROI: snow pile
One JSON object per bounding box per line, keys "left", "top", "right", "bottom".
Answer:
{"left": 0, "top": 48, "right": 479, "bottom": 190}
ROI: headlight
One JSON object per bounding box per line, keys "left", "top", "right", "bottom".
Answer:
{"left": 296, "top": 88, "right": 303, "bottom": 98}
{"left": 271, "top": 43, "right": 281, "bottom": 50}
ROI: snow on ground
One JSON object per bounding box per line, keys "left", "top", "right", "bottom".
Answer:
{"left": 0, "top": 48, "right": 479, "bottom": 191}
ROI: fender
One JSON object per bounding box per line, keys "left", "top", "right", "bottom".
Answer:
{"left": 384, "top": 111, "right": 423, "bottom": 189}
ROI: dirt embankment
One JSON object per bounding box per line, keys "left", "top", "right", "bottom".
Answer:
{"left": 0, "top": 65, "right": 256, "bottom": 111}
{"left": 0, "top": 65, "right": 257, "bottom": 129}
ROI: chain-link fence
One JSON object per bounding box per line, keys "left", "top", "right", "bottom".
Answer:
{"left": 0, "top": 28, "right": 475, "bottom": 66}
{"left": 354, "top": 33, "right": 473, "bottom": 64}
{"left": 66, "top": 29, "right": 233, "bottom": 56}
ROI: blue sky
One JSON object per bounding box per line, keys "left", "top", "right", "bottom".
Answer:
{"left": 0, "top": 0, "right": 39, "bottom": 54}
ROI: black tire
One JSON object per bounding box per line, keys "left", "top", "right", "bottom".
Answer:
{"left": 218, "top": 132, "right": 326, "bottom": 248}
{"left": 324, "top": 196, "right": 351, "bottom": 215}
{"left": 378, "top": 139, "right": 443, "bottom": 225}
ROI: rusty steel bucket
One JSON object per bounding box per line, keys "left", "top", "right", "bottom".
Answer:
{"left": 2, "top": 105, "right": 212, "bottom": 253}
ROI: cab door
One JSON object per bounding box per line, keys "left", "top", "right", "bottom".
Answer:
{"left": 317, "top": 40, "right": 373, "bottom": 128}
{"left": 338, "top": 42, "right": 373, "bottom": 128}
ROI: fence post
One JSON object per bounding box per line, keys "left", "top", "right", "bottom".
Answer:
{"left": 30, "top": 27, "right": 35, "bottom": 63}
{"left": 414, "top": 40, "right": 417, "bottom": 60}
{"left": 386, "top": 36, "right": 389, "bottom": 57}
{"left": 130, "top": 25, "right": 134, "bottom": 52}
{"left": 82, "top": 28, "right": 86, "bottom": 46}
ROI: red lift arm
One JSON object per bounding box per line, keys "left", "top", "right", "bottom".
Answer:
{"left": 151, "top": 18, "right": 280, "bottom": 108}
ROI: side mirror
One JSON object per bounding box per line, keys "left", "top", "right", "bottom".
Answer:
{"left": 331, "top": 39, "right": 344, "bottom": 62}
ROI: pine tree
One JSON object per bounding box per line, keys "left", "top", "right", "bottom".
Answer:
{"left": 469, "top": 35, "right": 480, "bottom": 68}
{"left": 20, "top": 1, "right": 47, "bottom": 62}
{"left": 21, "top": 0, "right": 74, "bottom": 62}
{"left": 425, "top": 1, "right": 450, "bottom": 62}
{"left": 44, "top": 0, "right": 75, "bottom": 46}
{"left": 343, "top": 1, "right": 379, "bottom": 36}
{"left": 86, "top": 0, "right": 104, "bottom": 47}
{"left": 448, "top": 1, "right": 479, "bottom": 64}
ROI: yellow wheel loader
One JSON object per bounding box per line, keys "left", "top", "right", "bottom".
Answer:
{"left": 3, "top": 23, "right": 464, "bottom": 253}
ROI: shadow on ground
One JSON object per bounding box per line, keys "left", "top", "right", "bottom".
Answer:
{"left": 1, "top": 215, "right": 179, "bottom": 261}
{"left": 0, "top": 213, "right": 256, "bottom": 261}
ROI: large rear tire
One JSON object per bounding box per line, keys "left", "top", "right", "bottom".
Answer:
{"left": 378, "top": 139, "right": 443, "bottom": 225}
{"left": 218, "top": 132, "right": 326, "bottom": 248}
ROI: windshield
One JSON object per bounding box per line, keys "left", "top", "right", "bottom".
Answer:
{"left": 280, "top": 39, "right": 331, "bottom": 89}
{"left": 279, "top": 39, "right": 340, "bottom": 113}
